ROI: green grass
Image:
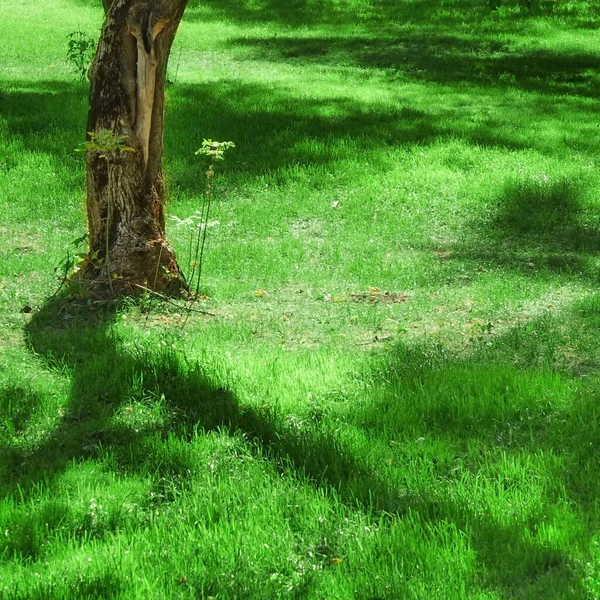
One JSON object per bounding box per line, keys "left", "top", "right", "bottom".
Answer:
{"left": 2, "top": 0, "right": 600, "bottom": 597}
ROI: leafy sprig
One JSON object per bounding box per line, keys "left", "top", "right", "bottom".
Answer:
{"left": 195, "top": 139, "right": 236, "bottom": 161}
{"left": 77, "top": 129, "right": 135, "bottom": 159}
{"left": 66, "top": 30, "right": 96, "bottom": 82}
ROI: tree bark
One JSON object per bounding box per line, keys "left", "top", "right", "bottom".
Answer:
{"left": 80, "top": 0, "right": 189, "bottom": 296}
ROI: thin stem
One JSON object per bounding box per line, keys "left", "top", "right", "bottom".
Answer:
{"left": 184, "top": 160, "right": 214, "bottom": 325}
{"left": 186, "top": 230, "right": 193, "bottom": 277}
{"left": 194, "top": 179, "right": 212, "bottom": 297}
{"left": 188, "top": 189, "right": 207, "bottom": 292}
{"left": 47, "top": 251, "right": 71, "bottom": 301}
{"left": 173, "top": 47, "right": 182, "bottom": 84}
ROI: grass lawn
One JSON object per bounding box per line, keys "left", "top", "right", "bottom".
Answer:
{"left": 2, "top": 0, "right": 600, "bottom": 597}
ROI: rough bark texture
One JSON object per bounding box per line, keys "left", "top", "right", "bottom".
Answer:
{"left": 81, "top": 0, "right": 189, "bottom": 296}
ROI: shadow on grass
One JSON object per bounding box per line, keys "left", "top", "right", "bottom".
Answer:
{"left": 184, "top": 0, "right": 599, "bottom": 29}
{"left": 164, "top": 81, "right": 455, "bottom": 190}
{"left": 0, "top": 81, "right": 88, "bottom": 154}
{"left": 355, "top": 297, "right": 600, "bottom": 595}
{"left": 184, "top": 0, "right": 600, "bottom": 100}
{"left": 491, "top": 174, "right": 598, "bottom": 245}
{"left": 3, "top": 299, "right": 391, "bottom": 510}
{"left": 2, "top": 298, "right": 382, "bottom": 564}
{"left": 442, "top": 171, "right": 600, "bottom": 281}
{"left": 0, "top": 295, "right": 591, "bottom": 596}
{"left": 185, "top": 0, "right": 348, "bottom": 27}
{"left": 1, "top": 79, "right": 442, "bottom": 188}
{"left": 227, "top": 33, "right": 600, "bottom": 99}
{"left": 3, "top": 78, "right": 596, "bottom": 204}
{"left": 0, "top": 80, "right": 89, "bottom": 198}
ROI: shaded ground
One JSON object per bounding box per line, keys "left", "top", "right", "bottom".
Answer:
{"left": 1, "top": 294, "right": 596, "bottom": 596}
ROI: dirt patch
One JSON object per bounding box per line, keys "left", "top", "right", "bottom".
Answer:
{"left": 350, "top": 289, "right": 411, "bottom": 304}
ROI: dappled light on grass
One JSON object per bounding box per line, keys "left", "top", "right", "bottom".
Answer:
{"left": 227, "top": 32, "right": 600, "bottom": 99}
{"left": 184, "top": 0, "right": 600, "bottom": 28}
{"left": 3, "top": 296, "right": 600, "bottom": 596}
{"left": 2, "top": 0, "right": 600, "bottom": 596}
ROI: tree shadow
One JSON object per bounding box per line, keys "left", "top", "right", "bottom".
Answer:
{"left": 3, "top": 78, "right": 594, "bottom": 207}
{"left": 164, "top": 81, "right": 448, "bottom": 190}
{"left": 185, "top": 0, "right": 345, "bottom": 27}
{"left": 354, "top": 298, "right": 600, "bottom": 595}
{"left": 3, "top": 298, "right": 396, "bottom": 511}
{"left": 0, "top": 295, "right": 589, "bottom": 596}
{"left": 438, "top": 171, "right": 600, "bottom": 281}
{"left": 164, "top": 80, "right": 543, "bottom": 196}
{"left": 184, "top": 0, "right": 599, "bottom": 29}
{"left": 0, "top": 81, "right": 88, "bottom": 148}
{"left": 491, "top": 175, "right": 594, "bottom": 243}
{"left": 184, "top": 0, "right": 600, "bottom": 101}
{"left": 2, "top": 298, "right": 394, "bottom": 563}
{"left": 0, "top": 79, "right": 444, "bottom": 189}
{"left": 226, "top": 33, "right": 600, "bottom": 99}
{"left": 0, "top": 80, "right": 88, "bottom": 193}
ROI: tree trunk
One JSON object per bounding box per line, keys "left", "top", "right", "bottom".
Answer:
{"left": 81, "top": 0, "right": 189, "bottom": 296}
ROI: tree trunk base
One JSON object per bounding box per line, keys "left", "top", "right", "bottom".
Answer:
{"left": 74, "top": 238, "right": 188, "bottom": 299}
